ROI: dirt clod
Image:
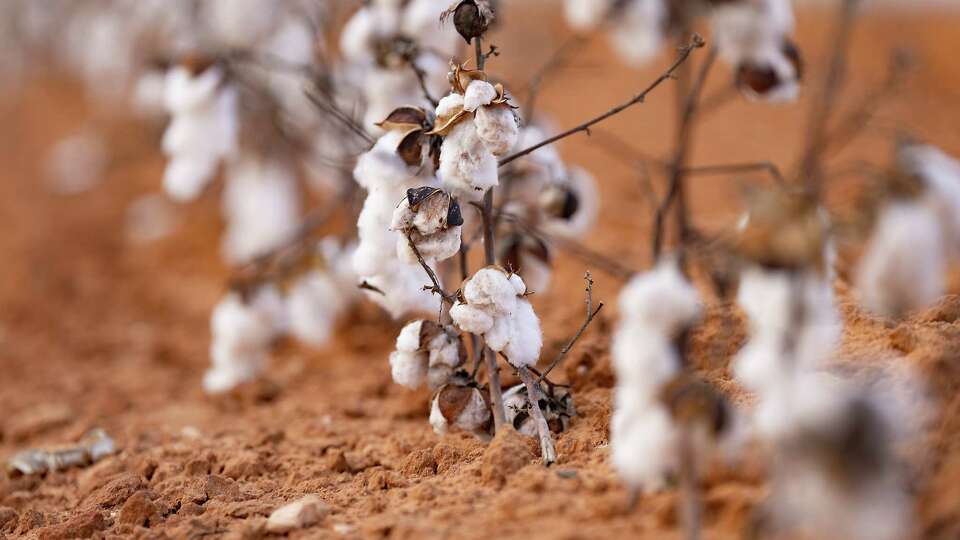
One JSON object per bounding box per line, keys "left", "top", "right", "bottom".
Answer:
{"left": 118, "top": 490, "right": 161, "bottom": 527}
{"left": 266, "top": 495, "right": 328, "bottom": 534}
{"left": 481, "top": 428, "right": 536, "bottom": 487}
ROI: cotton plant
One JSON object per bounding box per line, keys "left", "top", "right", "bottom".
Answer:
{"left": 755, "top": 371, "right": 918, "bottom": 540}
{"left": 732, "top": 187, "right": 841, "bottom": 440}
{"left": 612, "top": 260, "right": 714, "bottom": 491}
{"left": 204, "top": 285, "right": 287, "bottom": 394}
{"left": 340, "top": 0, "right": 460, "bottom": 132}
{"left": 430, "top": 64, "right": 519, "bottom": 201}
{"left": 389, "top": 320, "right": 466, "bottom": 390}
{"left": 449, "top": 266, "right": 543, "bottom": 369}
{"left": 855, "top": 143, "right": 960, "bottom": 319}
{"left": 161, "top": 57, "right": 239, "bottom": 202}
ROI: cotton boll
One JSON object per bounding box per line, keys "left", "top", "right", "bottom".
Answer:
{"left": 610, "top": 392, "right": 678, "bottom": 491}
{"left": 131, "top": 70, "right": 167, "bottom": 118}
{"left": 204, "top": 287, "right": 283, "bottom": 394}
{"left": 430, "top": 384, "right": 491, "bottom": 437}
{"left": 448, "top": 303, "right": 495, "bottom": 334}
{"left": 463, "top": 80, "right": 498, "bottom": 112}
{"left": 564, "top": 0, "right": 612, "bottom": 31}
{"left": 161, "top": 65, "right": 238, "bottom": 202}
{"left": 539, "top": 166, "right": 600, "bottom": 239}
{"left": 617, "top": 260, "right": 702, "bottom": 337}
{"left": 503, "top": 300, "right": 542, "bottom": 368}
{"left": 608, "top": 0, "right": 667, "bottom": 67}
{"left": 855, "top": 201, "right": 944, "bottom": 319}
{"left": 503, "top": 384, "right": 539, "bottom": 437}
{"left": 221, "top": 159, "right": 301, "bottom": 264}
{"left": 900, "top": 144, "right": 960, "bottom": 246}
{"left": 391, "top": 193, "right": 463, "bottom": 263}
{"left": 361, "top": 263, "right": 442, "bottom": 318}
{"left": 461, "top": 267, "right": 520, "bottom": 313}
{"left": 438, "top": 120, "right": 499, "bottom": 200}
{"left": 287, "top": 271, "right": 347, "bottom": 347}
{"left": 475, "top": 105, "right": 519, "bottom": 157}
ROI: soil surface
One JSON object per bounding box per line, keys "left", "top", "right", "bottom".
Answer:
{"left": 2, "top": 5, "right": 960, "bottom": 540}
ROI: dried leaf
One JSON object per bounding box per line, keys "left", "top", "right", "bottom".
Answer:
{"left": 407, "top": 186, "right": 442, "bottom": 208}
{"left": 396, "top": 129, "right": 426, "bottom": 167}
{"left": 376, "top": 106, "right": 428, "bottom": 131}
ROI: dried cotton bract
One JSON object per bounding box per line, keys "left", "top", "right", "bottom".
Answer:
{"left": 161, "top": 60, "right": 238, "bottom": 202}
{"left": 204, "top": 286, "right": 286, "bottom": 394}
{"left": 449, "top": 267, "right": 543, "bottom": 368}
{"left": 389, "top": 320, "right": 466, "bottom": 390}
{"left": 610, "top": 260, "right": 702, "bottom": 491}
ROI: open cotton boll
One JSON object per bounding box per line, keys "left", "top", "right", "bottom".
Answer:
{"left": 390, "top": 193, "right": 463, "bottom": 263}
{"left": 539, "top": 167, "right": 600, "bottom": 239}
{"left": 161, "top": 65, "right": 238, "bottom": 202}
{"left": 204, "top": 287, "right": 284, "bottom": 394}
{"left": 389, "top": 320, "right": 464, "bottom": 390}
{"left": 855, "top": 201, "right": 944, "bottom": 319}
{"left": 438, "top": 119, "right": 499, "bottom": 200}
{"left": 901, "top": 144, "right": 960, "bottom": 244}
{"left": 608, "top": 0, "right": 667, "bottom": 67}
{"left": 430, "top": 384, "right": 491, "bottom": 437}
{"left": 450, "top": 268, "right": 543, "bottom": 368}
{"left": 221, "top": 159, "right": 300, "bottom": 264}
{"left": 617, "top": 260, "right": 701, "bottom": 337}
{"left": 475, "top": 105, "right": 519, "bottom": 157}
{"left": 287, "top": 271, "right": 348, "bottom": 347}
{"left": 610, "top": 388, "right": 678, "bottom": 491}
{"left": 361, "top": 263, "right": 442, "bottom": 318}
{"left": 463, "top": 80, "right": 498, "bottom": 113}
{"left": 564, "top": 0, "right": 612, "bottom": 31}
{"left": 503, "top": 384, "right": 539, "bottom": 437}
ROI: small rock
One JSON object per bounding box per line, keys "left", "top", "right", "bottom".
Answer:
{"left": 205, "top": 474, "right": 240, "bottom": 501}
{"left": 36, "top": 510, "right": 106, "bottom": 540}
{"left": 265, "top": 495, "right": 329, "bottom": 534}
{"left": 86, "top": 473, "right": 143, "bottom": 509}
{"left": 118, "top": 491, "right": 161, "bottom": 527}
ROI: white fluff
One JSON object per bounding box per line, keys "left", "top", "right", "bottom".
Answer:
{"left": 475, "top": 105, "right": 519, "bottom": 157}
{"left": 539, "top": 166, "right": 600, "bottom": 239}
{"left": 610, "top": 260, "right": 701, "bottom": 491}
{"left": 463, "top": 80, "right": 498, "bottom": 112}
{"left": 901, "top": 144, "right": 960, "bottom": 250}
{"left": 608, "top": 0, "right": 668, "bottom": 67}
{"left": 161, "top": 65, "right": 238, "bottom": 202}
{"left": 449, "top": 268, "right": 542, "bottom": 368}
{"left": 353, "top": 131, "right": 443, "bottom": 317}
{"left": 204, "top": 287, "right": 284, "bottom": 394}
{"left": 221, "top": 158, "right": 300, "bottom": 264}
{"left": 286, "top": 240, "right": 358, "bottom": 347}
{"left": 564, "top": 0, "right": 612, "bottom": 31}
{"left": 429, "top": 385, "right": 491, "bottom": 436}
{"left": 389, "top": 320, "right": 463, "bottom": 390}
{"left": 438, "top": 112, "right": 499, "bottom": 200}
{"left": 390, "top": 196, "right": 462, "bottom": 264}
{"left": 855, "top": 201, "right": 944, "bottom": 319}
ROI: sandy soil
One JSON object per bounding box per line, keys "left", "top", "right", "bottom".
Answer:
{"left": 1, "top": 5, "right": 960, "bottom": 540}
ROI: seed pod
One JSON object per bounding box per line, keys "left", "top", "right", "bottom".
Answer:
{"left": 503, "top": 383, "right": 576, "bottom": 437}
{"left": 429, "top": 383, "right": 492, "bottom": 436}
{"left": 539, "top": 184, "right": 580, "bottom": 221}
{"left": 444, "top": 1, "right": 496, "bottom": 44}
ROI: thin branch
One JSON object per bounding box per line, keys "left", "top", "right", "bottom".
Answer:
{"left": 796, "top": 0, "right": 861, "bottom": 195}
{"left": 652, "top": 46, "right": 718, "bottom": 261}
{"left": 539, "top": 273, "right": 604, "bottom": 382}
{"left": 682, "top": 161, "right": 785, "bottom": 184}
{"left": 304, "top": 86, "right": 375, "bottom": 146}
{"left": 498, "top": 34, "right": 706, "bottom": 168}
{"left": 405, "top": 233, "right": 457, "bottom": 304}
{"left": 410, "top": 59, "right": 439, "bottom": 107}
{"left": 517, "top": 365, "right": 558, "bottom": 465}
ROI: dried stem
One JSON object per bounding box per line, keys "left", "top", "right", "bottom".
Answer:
{"left": 539, "top": 273, "right": 604, "bottom": 382}
{"left": 485, "top": 347, "right": 507, "bottom": 430}
{"left": 652, "top": 46, "right": 718, "bottom": 262}
{"left": 405, "top": 233, "right": 457, "bottom": 305}
{"left": 498, "top": 35, "right": 706, "bottom": 168}
{"left": 304, "top": 86, "right": 375, "bottom": 146}
{"left": 410, "top": 59, "right": 439, "bottom": 107}
{"left": 796, "top": 0, "right": 861, "bottom": 195}
{"left": 516, "top": 365, "right": 558, "bottom": 465}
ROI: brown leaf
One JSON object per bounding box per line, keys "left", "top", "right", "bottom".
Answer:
{"left": 397, "top": 129, "right": 426, "bottom": 167}
{"left": 376, "top": 106, "right": 428, "bottom": 131}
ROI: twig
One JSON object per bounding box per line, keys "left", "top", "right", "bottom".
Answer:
{"left": 796, "top": 0, "right": 861, "bottom": 195}
{"left": 304, "top": 86, "right": 376, "bottom": 146}
{"left": 405, "top": 233, "right": 457, "bottom": 304}
{"left": 538, "top": 272, "right": 604, "bottom": 382}
{"left": 682, "top": 161, "right": 785, "bottom": 184}
{"left": 485, "top": 346, "right": 507, "bottom": 430}
{"left": 410, "top": 59, "right": 439, "bottom": 107}
{"left": 516, "top": 365, "right": 558, "bottom": 465}
{"left": 651, "top": 46, "right": 718, "bottom": 262}
{"left": 498, "top": 35, "right": 706, "bottom": 168}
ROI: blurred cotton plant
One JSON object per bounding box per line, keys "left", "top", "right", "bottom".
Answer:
{"left": 564, "top": 0, "right": 803, "bottom": 102}
{"left": 855, "top": 143, "right": 960, "bottom": 319}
